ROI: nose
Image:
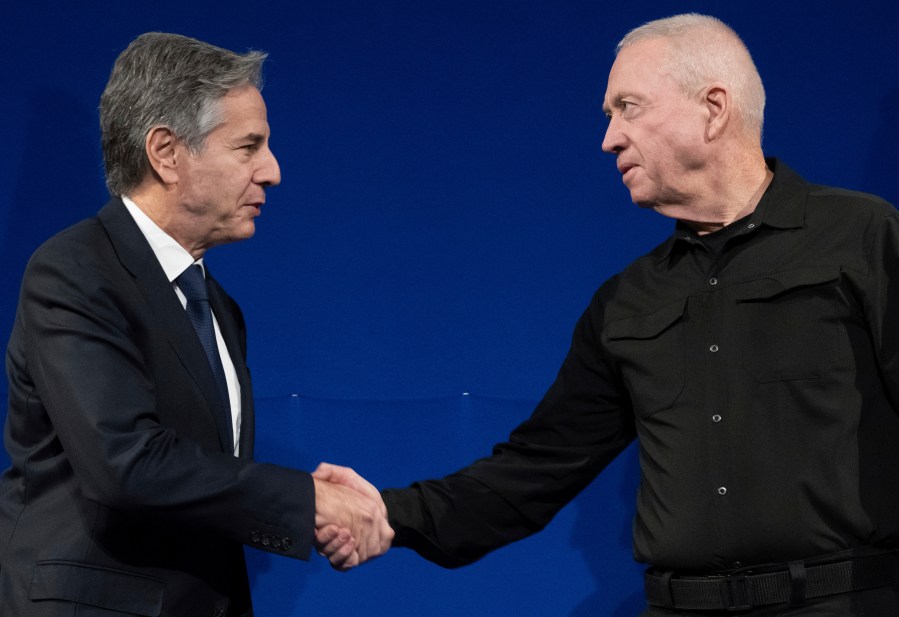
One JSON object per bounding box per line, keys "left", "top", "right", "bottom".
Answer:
{"left": 601, "top": 114, "right": 625, "bottom": 154}
{"left": 255, "top": 146, "right": 281, "bottom": 187}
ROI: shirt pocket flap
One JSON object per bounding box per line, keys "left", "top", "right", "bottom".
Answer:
{"left": 607, "top": 298, "right": 687, "bottom": 341}
{"left": 605, "top": 299, "right": 687, "bottom": 418}
{"left": 30, "top": 560, "right": 164, "bottom": 616}
{"left": 733, "top": 266, "right": 841, "bottom": 302}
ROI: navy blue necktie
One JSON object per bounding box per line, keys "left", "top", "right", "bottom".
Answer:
{"left": 176, "top": 264, "right": 233, "bottom": 449}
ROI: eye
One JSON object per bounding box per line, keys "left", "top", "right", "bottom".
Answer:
{"left": 605, "top": 99, "right": 636, "bottom": 120}
{"left": 235, "top": 136, "right": 265, "bottom": 154}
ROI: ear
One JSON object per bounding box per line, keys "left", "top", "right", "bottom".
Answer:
{"left": 703, "top": 83, "right": 729, "bottom": 141}
{"left": 144, "top": 126, "right": 180, "bottom": 185}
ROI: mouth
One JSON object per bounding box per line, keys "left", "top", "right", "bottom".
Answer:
{"left": 617, "top": 162, "right": 635, "bottom": 176}
{"left": 618, "top": 163, "right": 637, "bottom": 184}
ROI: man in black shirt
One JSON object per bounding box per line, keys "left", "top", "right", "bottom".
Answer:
{"left": 315, "top": 13, "right": 899, "bottom": 616}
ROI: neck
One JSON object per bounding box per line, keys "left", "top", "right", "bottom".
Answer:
{"left": 676, "top": 152, "right": 771, "bottom": 235}
{"left": 126, "top": 185, "right": 208, "bottom": 259}
{"left": 687, "top": 170, "right": 772, "bottom": 235}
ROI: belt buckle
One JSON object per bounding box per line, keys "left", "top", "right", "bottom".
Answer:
{"left": 716, "top": 573, "right": 754, "bottom": 612}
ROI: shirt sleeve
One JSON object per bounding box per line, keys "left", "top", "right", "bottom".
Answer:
{"left": 863, "top": 210, "right": 899, "bottom": 412}
{"left": 382, "top": 287, "right": 637, "bottom": 567}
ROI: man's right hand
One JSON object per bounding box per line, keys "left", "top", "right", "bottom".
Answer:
{"left": 312, "top": 465, "right": 394, "bottom": 570}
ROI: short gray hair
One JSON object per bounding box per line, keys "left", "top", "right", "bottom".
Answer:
{"left": 617, "top": 14, "right": 765, "bottom": 137}
{"left": 100, "top": 32, "right": 267, "bottom": 196}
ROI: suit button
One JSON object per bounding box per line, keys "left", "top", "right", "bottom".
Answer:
{"left": 262, "top": 534, "right": 271, "bottom": 547}
{"left": 272, "top": 537, "right": 282, "bottom": 549}
{"left": 282, "top": 537, "right": 292, "bottom": 551}
{"left": 213, "top": 608, "right": 225, "bottom": 617}
{"left": 250, "top": 530, "right": 261, "bottom": 544}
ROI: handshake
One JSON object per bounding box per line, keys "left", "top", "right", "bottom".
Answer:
{"left": 312, "top": 462, "right": 394, "bottom": 570}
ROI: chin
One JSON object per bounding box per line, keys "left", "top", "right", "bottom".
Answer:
{"left": 629, "top": 192, "right": 657, "bottom": 209}
{"left": 227, "top": 224, "right": 257, "bottom": 243}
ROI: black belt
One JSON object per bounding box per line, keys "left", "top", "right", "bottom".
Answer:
{"left": 645, "top": 552, "right": 899, "bottom": 612}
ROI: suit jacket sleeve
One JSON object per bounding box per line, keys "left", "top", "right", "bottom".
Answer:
{"left": 14, "top": 218, "right": 316, "bottom": 560}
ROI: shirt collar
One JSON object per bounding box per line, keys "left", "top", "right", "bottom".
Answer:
{"left": 658, "top": 158, "right": 808, "bottom": 262}
{"left": 751, "top": 158, "right": 808, "bottom": 231}
{"left": 121, "top": 195, "right": 204, "bottom": 281}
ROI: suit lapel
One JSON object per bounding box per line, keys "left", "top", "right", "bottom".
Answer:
{"left": 206, "top": 272, "right": 255, "bottom": 460}
{"left": 97, "top": 198, "right": 234, "bottom": 453}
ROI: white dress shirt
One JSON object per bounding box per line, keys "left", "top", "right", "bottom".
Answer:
{"left": 122, "top": 196, "right": 241, "bottom": 455}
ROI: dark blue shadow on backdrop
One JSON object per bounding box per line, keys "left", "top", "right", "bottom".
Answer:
{"left": 0, "top": 89, "right": 105, "bottom": 338}
{"left": 865, "top": 86, "right": 899, "bottom": 202}
{"left": 248, "top": 393, "right": 643, "bottom": 617}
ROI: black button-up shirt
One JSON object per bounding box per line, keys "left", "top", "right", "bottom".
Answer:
{"left": 383, "top": 159, "right": 899, "bottom": 573}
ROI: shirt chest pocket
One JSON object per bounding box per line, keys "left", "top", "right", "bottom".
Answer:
{"left": 606, "top": 299, "right": 687, "bottom": 419}
{"left": 734, "top": 266, "right": 842, "bottom": 383}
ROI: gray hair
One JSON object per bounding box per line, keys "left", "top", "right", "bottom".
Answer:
{"left": 100, "top": 32, "right": 267, "bottom": 196}
{"left": 617, "top": 14, "right": 765, "bottom": 137}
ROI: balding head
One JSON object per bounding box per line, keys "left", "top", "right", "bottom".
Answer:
{"left": 617, "top": 14, "right": 765, "bottom": 140}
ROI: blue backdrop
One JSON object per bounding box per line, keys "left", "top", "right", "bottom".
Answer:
{"left": 2, "top": 1, "right": 898, "bottom": 615}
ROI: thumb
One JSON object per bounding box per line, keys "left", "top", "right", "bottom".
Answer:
{"left": 312, "top": 462, "right": 336, "bottom": 481}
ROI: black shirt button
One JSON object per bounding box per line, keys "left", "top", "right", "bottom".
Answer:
{"left": 709, "top": 344, "right": 719, "bottom": 353}
{"left": 709, "top": 278, "right": 718, "bottom": 286}
{"left": 712, "top": 414, "right": 722, "bottom": 423}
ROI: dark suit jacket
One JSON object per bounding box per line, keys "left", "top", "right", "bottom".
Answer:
{"left": 0, "top": 199, "right": 314, "bottom": 616}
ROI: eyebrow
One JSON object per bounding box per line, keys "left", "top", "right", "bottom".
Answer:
{"left": 242, "top": 133, "right": 266, "bottom": 144}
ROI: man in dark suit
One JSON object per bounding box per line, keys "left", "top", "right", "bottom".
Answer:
{"left": 0, "top": 32, "right": 391, "bottom": 616}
